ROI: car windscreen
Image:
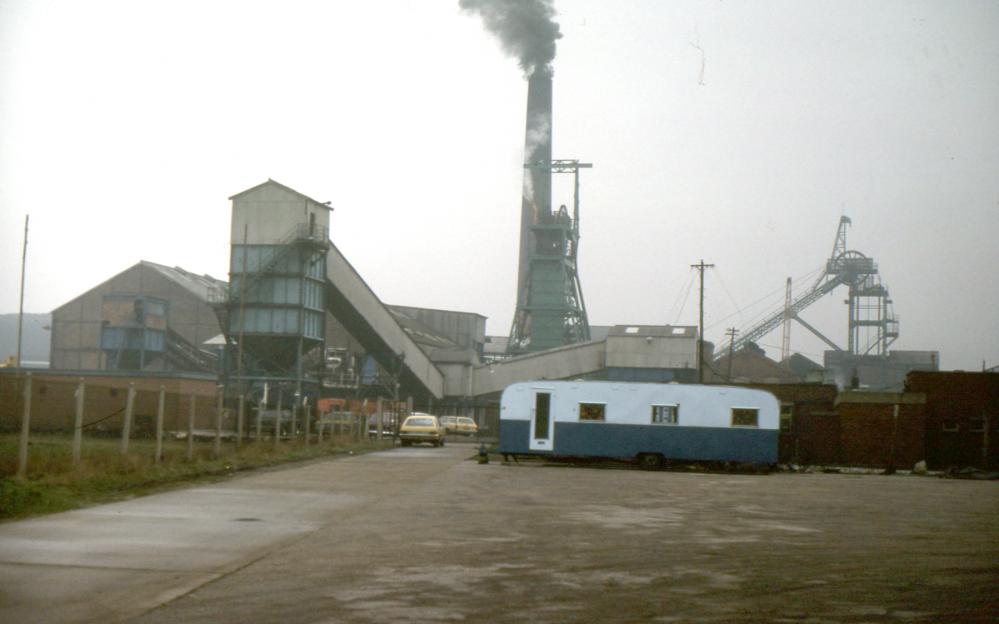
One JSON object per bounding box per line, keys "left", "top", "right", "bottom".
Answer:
{"left": 458, "top": 418, "right": 474, "bottom": 425}
{"left": 404, "top": 417, "right": 435, "bottom": 427}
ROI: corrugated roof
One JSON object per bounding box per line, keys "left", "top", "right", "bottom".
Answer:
{"left": 388, "top": 308, "right": 461, "bottom": 350}
{"left": 142, "top": 261, "right": 227, "bottom": 303}
{"left": 607, "top": 325, "right": 696, "bottom": 338}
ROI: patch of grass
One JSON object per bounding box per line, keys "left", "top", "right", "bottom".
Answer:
{"left": 0, "top": 434, "right": 390, "bottom": 521}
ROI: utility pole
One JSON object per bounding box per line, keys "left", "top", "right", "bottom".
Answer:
{"left": 780, "top": 277, "right": 792, "bottom": 361}
{"left": 15, "top": 215, "right": 29, "bottom": 372}
{"left": 690, "top": 259, "right": 714, "bottom": 384}
{"left": 14, "top": 215, "right": 29, "bottom": 426}
{"left": 725, "top": 327, "right": 739, "bottom": 382}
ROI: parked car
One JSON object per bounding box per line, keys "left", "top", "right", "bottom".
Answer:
{"left": 367, "top": 414, "right": 397, "bottom": 439}
{"left": 440, "top": 415, "right": 478, "bottom": 436}
{"left": 398, "top": 413, "right": 445, "bottom": 447}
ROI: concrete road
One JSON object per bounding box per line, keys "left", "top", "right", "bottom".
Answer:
{"left": 1, "top": 444, "right": 996, "bottom": 623}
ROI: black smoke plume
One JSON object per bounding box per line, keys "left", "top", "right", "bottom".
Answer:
{"left": 459, "top": 0, "right": 562, "bottom": 75}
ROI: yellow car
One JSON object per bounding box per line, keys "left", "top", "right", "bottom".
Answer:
{"left": 440, "top": 415, "right": 478, "bottom": 436}
{"left": 398, "top": 413, "right": 445, "bottom": 447}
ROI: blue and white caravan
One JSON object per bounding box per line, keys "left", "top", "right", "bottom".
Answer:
{"left": 499, "top": 381, "right": 779, "bottom": 468}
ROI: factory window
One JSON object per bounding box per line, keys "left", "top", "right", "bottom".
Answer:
{"left": 306, "top": 255, "right": 325, "bottom": 280}
{"left": 273, "top": 251, "right": 302, "bottom": 273}
{"left": 232, "top": 245, "right": 306, "bottom": 274}
{"left": 278, "top": 278, "right": 301, "bottom": 305}
{"left": 941, "top": 420, "right": 959, "bottom": 432}
{"left": 969, "top": 417, "right": 985, "bottom": 433}
{"left": 731, "top": 408, "right": 759, "bottom": 428}
{"left": 304, "top": 311, "right": 322, "bottom": 339}
{"left": 231, "top": 245, "right": 275, "bottom": 273}
{"left": 303, "top": 280, "right": 323, "bottom": 310}
{"left": 579, "top": 402, "right": 606, "bottom": 422}
{"left": 269, "top": 309, "right": 300, "bottom": 334}
{"left": 780, "top": 404, "right": 794, "bottom": 433}
{"left": 145, "top": 299, "right": 166, "bottom": 317}
{"left": 651, "top": 404, "right": 678, "bottom": 425}
{"left": 101, "top": 327, "right": 162, "bottom": 351}
{"left": 144, "top": 329, "right": 164, "bottom": 351}
{"left": 242, "top": 278, "right": 302, "bottom": 305}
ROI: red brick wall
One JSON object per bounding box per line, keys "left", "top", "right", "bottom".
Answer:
{"left": 906, "top": 372, "right": 999, "bottom": 470}
{"left": 749, "top": 384, "right": 840, "bottom": 464}
{"left": 749, "top": 383, "right": 930, "bottom": 468}
{"left": 790, "top": 411, "right": 842, "bottom": 465}
{"left": 837, "top": 403, "right": 926, "bottom": 469}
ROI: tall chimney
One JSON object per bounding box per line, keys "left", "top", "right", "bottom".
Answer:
{"left": 515, "top": 67, "right": 553, "bottom": 310}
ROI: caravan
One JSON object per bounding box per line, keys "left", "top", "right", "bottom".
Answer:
{"left": 499, "top": 381, "right": 779, "bottom": 468}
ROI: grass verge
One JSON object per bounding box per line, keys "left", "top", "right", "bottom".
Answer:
{"left": 0, "top": 434, "right": 391, "bottom": 521}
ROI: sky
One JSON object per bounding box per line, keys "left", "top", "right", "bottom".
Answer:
{"left": 1, "top": 0, "right": 997, "bottom": 371}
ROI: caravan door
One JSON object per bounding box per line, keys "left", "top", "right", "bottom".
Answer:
{"left": 529, "top": 389, "right": 555, "bottom": 452}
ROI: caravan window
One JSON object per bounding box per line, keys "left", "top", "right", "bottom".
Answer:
{"left": 651, "top": 404, "right": 678, "bottom": 425}
{"left": 579, "top": 403, "right": 606, "bottom": 422}
{"left": 731, "top": 408, "right": 759, "bottom": 427}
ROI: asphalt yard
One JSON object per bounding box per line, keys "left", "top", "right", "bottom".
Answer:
{"left": 1, "top": 442, "right": 996, "bottom": 623}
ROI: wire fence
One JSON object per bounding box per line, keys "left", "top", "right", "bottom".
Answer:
{"left": 0, "top": 372, "right": 402, "bottom": 478}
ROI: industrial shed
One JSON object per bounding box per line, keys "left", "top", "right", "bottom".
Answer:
{"left": 49, "top": 261, "right": 225, "bottom": 373}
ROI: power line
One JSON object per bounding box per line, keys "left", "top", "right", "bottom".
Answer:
{"left": 669, "top": 272, "right": 696, "bottom": 324}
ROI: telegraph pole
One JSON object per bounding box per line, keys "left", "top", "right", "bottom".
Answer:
{"left": 690, "top": 259, "right": 714, "bottom": 383}
{"left": 725, "top": 327, "right": 739, "bottom": 382}
{"left": 15, "top": 215, "right": 29, "bottom": 372}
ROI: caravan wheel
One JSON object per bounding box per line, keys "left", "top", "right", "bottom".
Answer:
{"left": 637, "top": 453, "right": 664, "bottom": 471}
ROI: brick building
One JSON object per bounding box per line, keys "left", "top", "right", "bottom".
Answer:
{"left": 834, "top": 391, "right": 927, "bottom": 470}
{"left": 906, "top": 371, "right": 998, "bottom": 470}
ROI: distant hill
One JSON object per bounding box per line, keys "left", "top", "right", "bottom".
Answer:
{"left": 0, "top": 313, "right": 51, "bottom": 363}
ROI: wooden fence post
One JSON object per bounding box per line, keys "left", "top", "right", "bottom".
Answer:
{"left": 257, "top": 383, "right": 267, "bottom": 443}
{"left": 155, "top": 385, "right": 165, "bottom": 464}
{"left": 274, "top": 389, "right": 283, "bottom": 448}
{"left": 187, "top": 394, "right": 195, "bottom": 461}
{"left": 237, "top": 393, "right": 245, "bottom": 450}
{"left": 214, "top": 386, "right": 223, "bottom": 459}
{"left": 377, "top": 397, "right": 384, "bottom": 442}
{"left": 255, "top": 402, "right": 262, "bottom": 443}
{"left": 303, "top": 398, "right": 311, "bottom": 446}
{"left": 17, "top": 372, "right": 32, "bottom": 478}
{"left": 72, "top": 378, "right": 85, "bottom": 466}
{"left": 120, "top": 382, "right": 135, "bottom": 455}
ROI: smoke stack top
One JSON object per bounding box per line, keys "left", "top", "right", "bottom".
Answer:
{"left": 459, "top": 0, "right": 562, "bottom": 76}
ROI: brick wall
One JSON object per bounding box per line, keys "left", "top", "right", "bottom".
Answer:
{"left": 906, "top": 371, "right": 998, "bottom": 470}
{"left": 0, "top": 371, "right": 220, "bottom": 435}
{"left": 837, "top": 401, "right": 926, "bottom": 469}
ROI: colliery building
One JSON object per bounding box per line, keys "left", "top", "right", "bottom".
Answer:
{"left": 49, "top": 261, "right": 224, "bottom": 373}
{"left": 42, "top": 180, "right": 702, "bottom": 424}
{"left": 14, "top": 179, "right": 993, "bottom": 471}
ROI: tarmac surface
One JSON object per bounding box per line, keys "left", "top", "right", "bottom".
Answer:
{"left": 1, "top": 442, "right": 996, "bottom": 623}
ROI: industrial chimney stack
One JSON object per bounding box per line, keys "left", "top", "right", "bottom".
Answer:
{"left": 516, "top": 67, "right": 554, "bottom": 305}
{"left": 508, "top": 67, "right": 591, "bottom": 355}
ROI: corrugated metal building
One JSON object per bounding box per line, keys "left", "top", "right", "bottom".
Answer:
{"left": 49, "top": 261, "right": 225, "bottom": 373}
